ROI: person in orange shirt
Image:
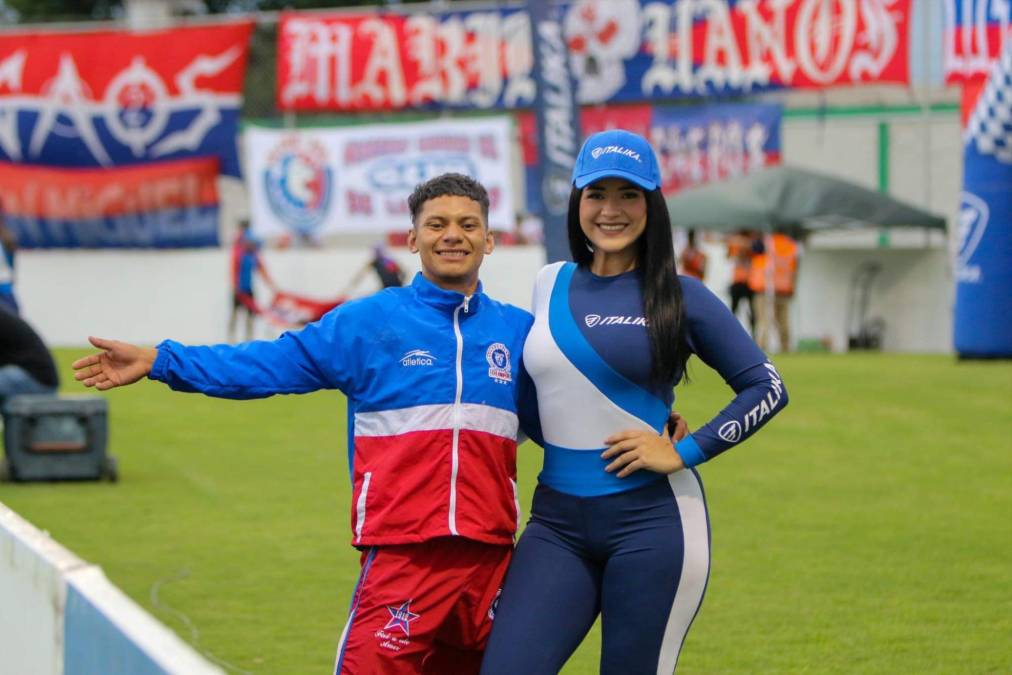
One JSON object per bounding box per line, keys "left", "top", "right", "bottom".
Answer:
{"left": 726, "top": 229, "right": 757, "bottom": 334}
{"left": 679, "top": 229, "right": 707, "bottom": 281}
{"left": 748, "top": 229, "right": 799, "bottom": 352}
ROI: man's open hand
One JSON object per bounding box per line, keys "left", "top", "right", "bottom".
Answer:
{"left": 72, "top": 336, "right": 157, "bottom": 391}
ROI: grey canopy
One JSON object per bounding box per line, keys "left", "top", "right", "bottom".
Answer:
{"left": 665, "top": 165, "right": 947, "bottom": 235}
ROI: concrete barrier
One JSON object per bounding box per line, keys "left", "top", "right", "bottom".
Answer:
{"left": 0, "top": 502, "right": 222, "bottom": 675}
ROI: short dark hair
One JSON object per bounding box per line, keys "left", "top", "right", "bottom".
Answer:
{"left": 408, "top": 173, "right": 489, "bottom": 226}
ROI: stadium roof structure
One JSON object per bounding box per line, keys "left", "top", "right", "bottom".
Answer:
{"left": 665, "top": 165, "right": 948, "bottom": 235}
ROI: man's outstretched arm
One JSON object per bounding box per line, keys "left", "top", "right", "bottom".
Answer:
{"left": 72, "top": 336, "right": 157, "bottom": 391}
{"left": 74, "top": 303, "right": 356, "bottom": 399}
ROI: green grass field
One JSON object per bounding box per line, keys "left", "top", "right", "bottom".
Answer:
{"left": 2, "top": 352, "right": 1010, "bottom": 674}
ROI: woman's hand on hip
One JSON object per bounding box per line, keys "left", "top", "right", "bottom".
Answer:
{"left": 602, "top": 430, "right": 686, "bottom": 478}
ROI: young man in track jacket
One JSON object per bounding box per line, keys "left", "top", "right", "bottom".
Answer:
{"left": 73, "top": 174, "right": 536, "bottom": 674}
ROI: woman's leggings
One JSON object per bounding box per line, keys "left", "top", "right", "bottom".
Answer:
{"left": 480, "top": 470, "right": 710, "bottom": 675}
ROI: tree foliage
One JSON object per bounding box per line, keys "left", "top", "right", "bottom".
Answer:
{"left": 5, "top": 0, "right": 451, "bottom": 22}
{"left": 205, "top": 0, "right": 391, "bottom": 9}
{"left": 5, "top": 0, "right": 119, "bottom": 22}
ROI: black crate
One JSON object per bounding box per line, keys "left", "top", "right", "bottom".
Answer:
{"left": 1, "top": 395, "right": 116, "bottom": 482}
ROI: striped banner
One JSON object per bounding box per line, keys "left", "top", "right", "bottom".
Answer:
{"left": 0, "top": 156, "right": 220, "bottom": 248}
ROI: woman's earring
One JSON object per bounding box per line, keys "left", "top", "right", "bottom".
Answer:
{"left": 584, "top": 237, "right": 594, "bottom": 252}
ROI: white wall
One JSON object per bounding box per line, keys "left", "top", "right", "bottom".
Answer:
{"left": 19, "top": 246, "right": 546, "bottom": 348}
{"left": 19, "top": 237, "right": 951, "bottom": 353}
{"left": 780, "top": 112, "right": 963, "bottom": 224}
{"left": 794, "top": 245, "right": 953, "bottom": 353}
{"left": 887, "top": 115, "right": 964, "bottom": 219}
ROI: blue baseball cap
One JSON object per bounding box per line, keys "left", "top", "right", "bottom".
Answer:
{"left": 572, "top": 129, "right": 661, "bottom": 191}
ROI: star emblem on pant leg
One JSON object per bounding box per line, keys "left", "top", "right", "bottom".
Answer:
{"left": 384, "top": 600, "right": 420, "bottom": 636}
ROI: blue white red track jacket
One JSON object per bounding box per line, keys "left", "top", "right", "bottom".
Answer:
{"left": 150, "top": 273, "right": 534, "bottom": 547}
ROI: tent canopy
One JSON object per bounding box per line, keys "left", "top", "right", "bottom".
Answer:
{"left": 665, "top": 165, "right": 947, "bottom": 235}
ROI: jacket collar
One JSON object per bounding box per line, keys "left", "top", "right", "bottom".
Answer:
{"left": 410, "top": 272, "right": 484, "bottom": 313}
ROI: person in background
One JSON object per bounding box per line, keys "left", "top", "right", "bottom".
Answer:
{"left": 229, "top": 220, "right": 276, "bottom": 342}
{"left": 342, "top": 243, "right": 406, "bottom": 296}
{"left": 516, "top": 211, "right": 544, "bottom": 245}
{"left": 749, "top": 228, "right": 800, "bottom": 353}
{"left": 508, "top": 211, "right": 545, "bottom": 246}
{"left": 678, "top": 228, "right": 707, "bottom": 281}
{"left": 0, "top": 197, "right": 18, "bottom": 315}
{"left": 726, "top": 229, "right": 757, "bottom": 334}
{"left": 0, "top": 307, "right": 58, "bottom": 408}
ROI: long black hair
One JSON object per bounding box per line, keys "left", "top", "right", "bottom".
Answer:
{"left": 567, "top": 186, "right": 689, "bottom": 386}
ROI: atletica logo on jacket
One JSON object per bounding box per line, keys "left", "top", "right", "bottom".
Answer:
{"left": 400, "top": 349, "right": 436, "bottom": 366}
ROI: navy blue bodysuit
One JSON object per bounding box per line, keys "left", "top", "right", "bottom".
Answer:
{"left": 481, "top": 262, "right": 788, "bottom": 675}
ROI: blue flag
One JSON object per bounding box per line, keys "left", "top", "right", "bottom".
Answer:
{"left": 528, "top": 0, "right": 582, "bottom": 263}
{"left": 954, "top": 41, "right": 1012, "bottom": 357}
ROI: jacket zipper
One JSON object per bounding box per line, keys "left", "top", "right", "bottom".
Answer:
{"left": 354, "top": 471, "right": 372, "bottom": 544}
{"left": 448, "top": 295, "right": 470, "bottom": 535}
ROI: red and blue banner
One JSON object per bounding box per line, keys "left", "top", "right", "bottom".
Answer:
{"left": 0, "top": 157, "right": 220, "bottom": 248}
{"left": 944, "top": 0, "right": 1011, "bottom": 84}
{"left": 519, "top": 102, "right": 782, "bottom": 217}
{"left": 277, "top": 1, "right": 910, "bottom": 112}
{"left": 953, "top": 41, "right": 1012, "bottom": 357}
{"left": 277, "top": 7, "right": 533, "bottom": 112}
{"left": 0, "top": 22, "right": 252, "bottom": 177}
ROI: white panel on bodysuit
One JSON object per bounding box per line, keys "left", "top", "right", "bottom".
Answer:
{"left": 523, "top": 262, "right": 656, "bottom": 451}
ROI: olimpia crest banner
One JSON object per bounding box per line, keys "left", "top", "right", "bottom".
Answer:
{"left": 276, "top": 0, "right": 910, "bottom": 112}
{"left": 0, "top": 22, "right": 252, "bottom": 177}
{"left": 244, "top": 117, "right": 514, "bottom": 238}
{"left": 954, "top": 41, "right": 1012, "bottom": 357}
